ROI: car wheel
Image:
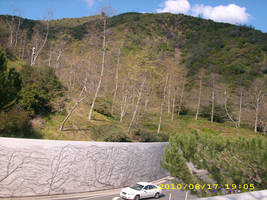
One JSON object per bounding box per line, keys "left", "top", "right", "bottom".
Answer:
{"left": 134, "top": 195, "right": 140, "bottom": 200}
{"left": 154, "top": 192, "right": 160, "bottom": 199}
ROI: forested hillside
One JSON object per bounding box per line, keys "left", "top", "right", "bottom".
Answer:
{"left": 0, "top": 11, "right": 266, "bottom": 196}
{"left": 0, "top": 12, "right": 266, "bottom": 139}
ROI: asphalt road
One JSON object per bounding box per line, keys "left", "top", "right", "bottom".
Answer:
{"left": 58, "top": 180, "right": 197, "bottom": 200}
{"left": 2, "top": 177, "right": 197, "bottom": 200}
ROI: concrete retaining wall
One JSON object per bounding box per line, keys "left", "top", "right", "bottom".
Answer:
{"left": 0, "top": 137, "right": 168, "bottom": 197}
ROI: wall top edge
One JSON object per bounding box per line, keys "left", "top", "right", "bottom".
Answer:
{"left": 0, "top": 137, "right": 168, "bottom": 148}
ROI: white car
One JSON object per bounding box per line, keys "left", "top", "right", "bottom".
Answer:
{"left": 120, "top": 182, "right": 162, "bottom": 200}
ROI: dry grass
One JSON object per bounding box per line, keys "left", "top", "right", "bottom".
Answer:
{"left": 39, "top": 99, "right": 259, "bottom": 141}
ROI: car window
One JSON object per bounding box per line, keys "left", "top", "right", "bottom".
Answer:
{"left": 130, "top": 184, "right": 144, "bottom": 191}
{"left": 149, "top": 185, "right": 157, "bottom": 189}
{"left": 144, "top": 185, "right": 149, "bottom": 190}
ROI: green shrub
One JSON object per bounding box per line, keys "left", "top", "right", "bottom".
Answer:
{"left": 164, "top": 130, "right": 267, "bottom": 194}
{"left": 19, "top": 65, "right": 64, "bottom": 115}
{"left": 103, "top": 132, "right": 131, "bottom": 142}
{"left": 20, "top": 65, "right": 64, "bottom": 97}
{"left": 161, "top": 136, "right": 195, "bottom": 184}
{"left": 133, "top": 129, "right": 169, "bottom": 142}
{"left": 94, "top": 97, "right": 113, "bottom": 118}
{"left": 157, "top": 132, "right": 169, "bottom": 142}
{"left": 19, "top": 84, "right": 50, "bottom": 115}
{"left": 200, "top": 104, "right": 228, "bottom": 123}
{"left": 0, "top": 107, "right": 41, "bottom": 138}
{"left": 0, "top": 48, "right": 22, "bottom": 110}
{"left": 92, "top": 124, "right": 131, "bottom": 142}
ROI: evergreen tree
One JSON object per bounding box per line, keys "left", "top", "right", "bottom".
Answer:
{"left": 0, "top": 49, "right": 21, "bottom": 110}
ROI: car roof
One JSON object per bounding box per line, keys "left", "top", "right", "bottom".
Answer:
{"left": 137, "top": 182, "right": 153, "bottom": 186}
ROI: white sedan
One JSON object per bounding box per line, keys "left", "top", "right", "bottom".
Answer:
{"left": 120, "top": 182, "right": 162, "bottom": 200}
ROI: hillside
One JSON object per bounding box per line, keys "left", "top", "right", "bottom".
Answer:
{"left": 0, "top": 12, "right": 266, "bottom": 139}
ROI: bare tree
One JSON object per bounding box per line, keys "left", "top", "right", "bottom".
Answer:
{"left": 171, "top": 87, "right": 176, "bottom": 121}
{"left": 120, "top": 93, "right": 129, "bottom": 123}
{"left": 6, "top": 15, "right": 15, "bottom": 48}
{"left": 237, "top": 90, "right": 243, "bottom": 127}
{"left": 157, "top": 75, "right": 168, "bottom": 135}
{"left": 224, "top": 90, "right": 238, "bottom": 128}
{"left": 250, "top": 79, "right": 266, "bottom": 133}
{"left": 119, "top": 78, "right": 131, "bottom": 123}
{"left": 88, "top": 11, "right": 107, "bottom": 121}
{"left": 54, "top": 48, "right": 63, "bottom": 70}
{"left": 259, "top": 113, "right": 267, "bottom": 135}
{"left": 177, "top": 76, "right": 185, "bottom": 116}
{"left": 30, "top": 15, "right": 50, "bottom": 66}
{"left": 167, "top": 79, "right": 171, "bottom": 115}
{"left": 211, "top": 75, "right": 215, "bottom": 122}
{"left": 128, "top": 77, "right": 146, "bottom": 133}
{"left": 5, "top": 12, "right": 21, "bottom": 49}
{"left": 4, "top": 10, "right": 21, "bottom": 49}
{"left": 111, "top": 48, "right": 121, "bottom": 115}
{"left": 48, "top": 43, "right": 52, "bottom": 67}
{"left": 18, "top": 30, "right": 27, "bottom": 59}
{"left": 13, "top": 16, "right": 21, "bottom": 48}
{"left": 195, "top": 74, "right": 202, "bottom": 120}
{"left": 59, "top": 86, "right": 87, "bottom": 131}
{"left": 144, "top": 85, "right": 154, "bottom": 111}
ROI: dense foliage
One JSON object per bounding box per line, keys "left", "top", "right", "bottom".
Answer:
{"left": 109, "top": 13, "right": 267, "bottom": 84}
{"left": 0, "top": 48, "right": 64, "bottom": 137}
{"left": 19, "top": 65, "right": 64, "bottom": 115}
{"left": 0, "top": 49, "right": 21, "bottom": 110}
{"left": 0, "top": 107, "right": 41, "bottom": 138}
{"left": 163, "top": 130, "right": 267, "bottom": 196}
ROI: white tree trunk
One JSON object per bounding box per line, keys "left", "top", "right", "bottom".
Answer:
{"left": 157, "top": 75, "right": 168, "bottom": 135}
{"left": 48, "top": 45, "right": 52, "bottom": 67}
{"left": 177, "top": 78, "right": 185, "bottom": 116}
{"left": 238, "top": 91, "right": 243, "bottom": 127}
{"left": 224, "top": 90, "right": 238, "bottom": 128}
{"left": 55, "top": 49, "right": 63, "bottom": 69}
{"left": 88, "top": 17, "right": 107, "bottom": 121}
{"left": 167, "top": 84, "right": 171, "bottom": 115}
{"left": 254, "top": 95, "right": 260, "bottom": 133}
{"left": 195, "top": 76, "right": 202, "bottom": 120}
{"left": 14, "top": 18, "right": 21, "bottom": 48}
{"left": 59, "top": 87, "right": 87, "bottom": 131}
{"left": 211, "top": 78, "right": 215, "bottom": 122}
{"left": 120, "top": 94, "right": 129, "bottom": 123}
{"left": 263, "top": 123, "right": 267, "bottom": 135}
{"left": 251, "top": 81, "right": 265, "bottom": 133}
{"left": 6, "top": 16, "right": 14, "bottom": 48}
{"left": 31, "top": 21, "right": 49, "bottom": 66}
{"left": 144, "top": 86, "right": 153, "bottom": 111}
{"left": 19, "top": 32, "right": 26, "bottom": 59}
{"left": 171, "top": 89, "right": 176, "bottom": 121}
{"left": 111, "top": 48, "right": 120, "bottom": 115}
{"left": 128, "top": 78, "right": 146, "bottom": 133}
{"left": 144, "top": 99, "right": 149, "bottom": 111}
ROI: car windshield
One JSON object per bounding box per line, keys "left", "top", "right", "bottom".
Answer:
{"left": 130, "top": 184, "right": 144, "bottom": 191}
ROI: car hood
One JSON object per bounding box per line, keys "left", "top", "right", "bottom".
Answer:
{"left": 121, "top": 187, "right": 138, "bottom": 194}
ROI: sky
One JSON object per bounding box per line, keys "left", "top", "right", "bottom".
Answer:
{"left": 0, "top": 0, "right": 266, "bottom": 33}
